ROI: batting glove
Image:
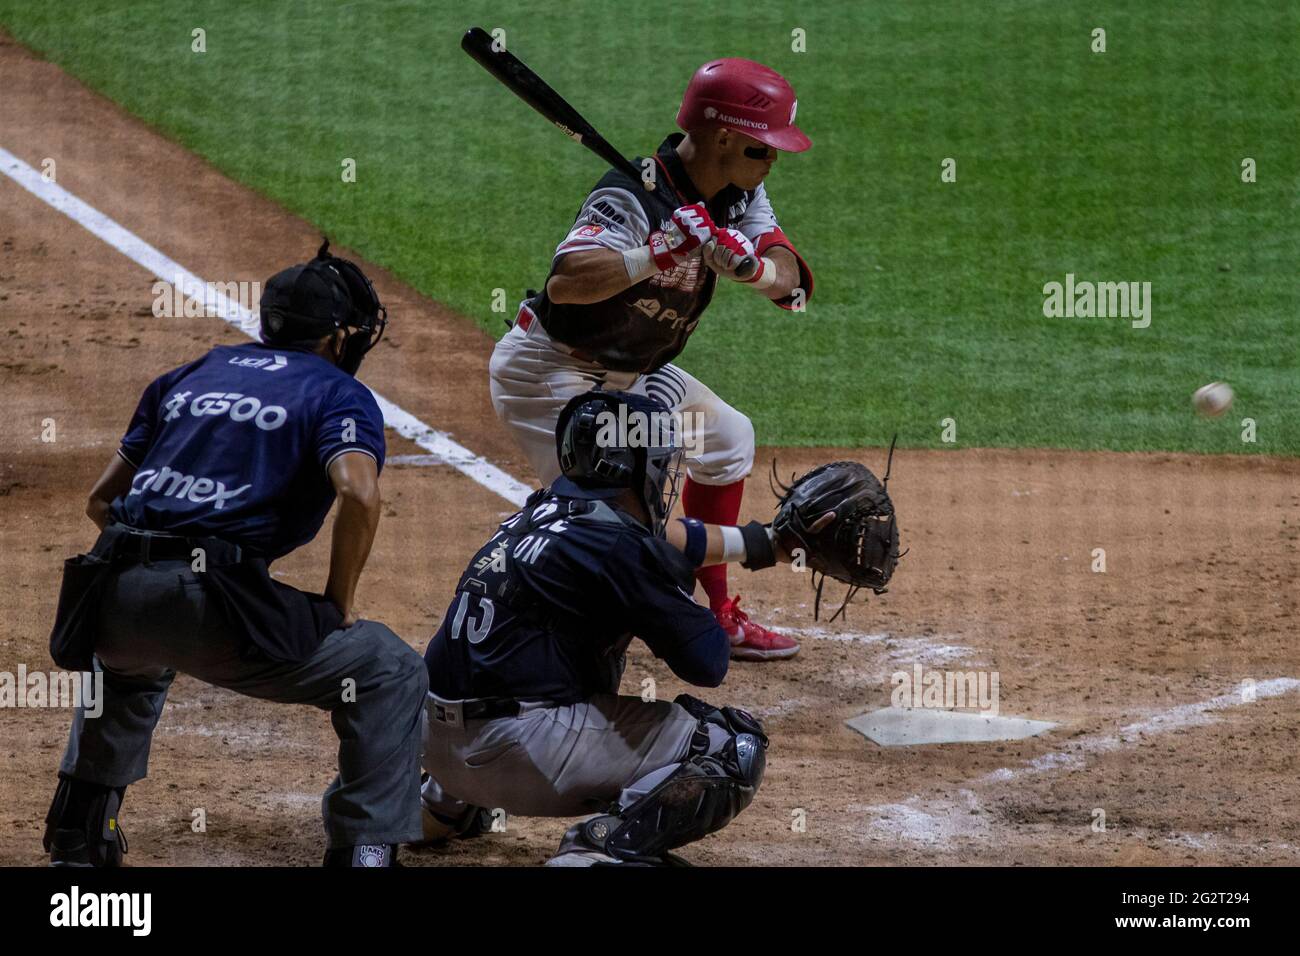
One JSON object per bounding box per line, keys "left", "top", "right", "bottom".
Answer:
{"left": 622, "top": 204, "right": 719, "bottom": 283}
{"left": 652, "top": 204, "right": 716, "bottom": 269}
{"left": 703, "top": 228, "right": 759, "bottom": 280}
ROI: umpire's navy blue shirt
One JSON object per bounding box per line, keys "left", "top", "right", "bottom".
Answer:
{"left": 424, "top": 482, "right": 730, "bottom": 704}
{"left": 110, "top": 341, "right": 386, "bottom": 560}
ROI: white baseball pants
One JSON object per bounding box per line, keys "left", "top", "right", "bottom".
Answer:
{"left": 488, "top": 309, "right": 755, "bottom": 488}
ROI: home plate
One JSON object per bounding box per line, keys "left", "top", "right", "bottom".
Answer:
{"left": 846, "top": 708, "right": 1058, "bottom": 746}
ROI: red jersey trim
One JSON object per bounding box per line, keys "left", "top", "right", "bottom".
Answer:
{"left": 654, "top": 155, "right": 685, "bottom": 201}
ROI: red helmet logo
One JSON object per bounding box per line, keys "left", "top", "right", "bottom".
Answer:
{"left": 677, "top": 58, "right": 811, "bottom": 153}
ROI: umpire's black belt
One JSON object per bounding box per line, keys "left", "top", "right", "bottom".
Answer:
{"left": 100, "top": 525, "right": 246, "bottom": 566}
{"left": 52, "top": 524, "right": 339, "bottom": 672}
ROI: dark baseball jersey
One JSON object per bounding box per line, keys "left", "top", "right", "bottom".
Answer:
{"left": 110, "top": 341, "right": 386, "bottom": 560}
{"left": 423, "top": 480, "right": 730, "bottom": 705}
{"left": 531, "top": 132, "right": 814, "bottom": 374}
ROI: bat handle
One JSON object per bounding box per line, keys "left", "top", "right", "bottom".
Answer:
{"left": 734, "top": 255, "right": 758, "bottom": 281}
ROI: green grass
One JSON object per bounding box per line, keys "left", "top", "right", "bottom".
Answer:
{"left": 2, "top": 1, "right": 1297, "bottom": 453}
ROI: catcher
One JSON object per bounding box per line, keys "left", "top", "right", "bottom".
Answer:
{"left": 418, "top": 390, "right": 898, "bottom": 865}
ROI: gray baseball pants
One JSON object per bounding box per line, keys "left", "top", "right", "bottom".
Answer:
{"left": 420, "top": 692, "right": 735, "bottom": 821}
{"left": 59, "top": 558, "right": 427, "bottom": 848}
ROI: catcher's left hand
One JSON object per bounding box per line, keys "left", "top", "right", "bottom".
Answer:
{"left": 770, "top": 459, "right": 902, "bottom": 619}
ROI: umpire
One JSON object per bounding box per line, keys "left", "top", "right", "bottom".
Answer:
{"left": 43, "top": 242, "right": 427, "bottom": 868}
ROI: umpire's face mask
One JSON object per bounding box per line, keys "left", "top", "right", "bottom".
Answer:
{"left": 334, "top": 313, "right": 386, "bottom": 376}
{"left": 312, "top": 242, "right": 388, "bottom": 376}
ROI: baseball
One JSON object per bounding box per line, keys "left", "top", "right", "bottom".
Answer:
{"left": 1192, "top": 381, "right": 1233, "bottom": 417}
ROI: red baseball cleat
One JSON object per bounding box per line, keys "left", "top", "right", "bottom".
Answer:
{"left": 717, "top": 595, "right": 800, "bottom": 661}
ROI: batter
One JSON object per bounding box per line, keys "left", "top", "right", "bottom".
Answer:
{"left": 489, "top": 57, "right": 814, "bottom": 660}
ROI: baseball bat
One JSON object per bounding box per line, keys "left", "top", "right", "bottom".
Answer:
{"left": 460, "top": 26, "right": 757, "bottom": 279}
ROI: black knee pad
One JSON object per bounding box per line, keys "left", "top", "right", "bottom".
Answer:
{"left": 588, "top": 730, "right": 768, "bottom": 864}
{"left": 43, "top": 774, "right": 128, "bottom": 867}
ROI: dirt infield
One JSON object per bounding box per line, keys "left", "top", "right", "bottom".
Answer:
{"left": 2, "top": 34, "right": 1297, "bottom": 866}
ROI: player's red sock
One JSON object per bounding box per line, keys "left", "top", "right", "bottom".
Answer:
{"left": 682, "top": 476, "right": 745, "bottom": 612}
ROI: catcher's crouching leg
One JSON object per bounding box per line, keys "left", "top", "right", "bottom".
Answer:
{"left": 548, "top": 695, "right": 768, "bottom": 866}
{"left": 413, "top": 771, "right": 493, "bottom": 846}
{"left": 43, "top": 773, "right": 128, "bottom": 867}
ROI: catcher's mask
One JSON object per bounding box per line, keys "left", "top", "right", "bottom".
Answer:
{"left": 555, "top": 390, "right": 684, "bottom": 536}
{"left": 259, "top": 239, "right": 387, "bottom": 376}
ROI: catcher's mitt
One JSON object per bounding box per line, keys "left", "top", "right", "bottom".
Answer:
{"left": 771, "top": 446, "right": 902, "bottom": 621}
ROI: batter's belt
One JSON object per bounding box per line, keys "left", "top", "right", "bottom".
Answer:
{"left": 513, "top": 301, "right": 600, "bottom": 365}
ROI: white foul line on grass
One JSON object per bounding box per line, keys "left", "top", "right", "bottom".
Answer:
{"left": 0, "top": 145, "right": 533, "bottom": 507}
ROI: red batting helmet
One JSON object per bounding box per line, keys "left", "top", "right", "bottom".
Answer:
{"left": 676, "top": 58, "right": 811, "bottom": 153}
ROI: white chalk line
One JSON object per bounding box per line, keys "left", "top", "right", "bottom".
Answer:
{"left": 859, "top": 677, "right": 1300, "bottom": 849}
{"left": 786, "top": 627, "right": 982, "bottom": 678}
{"left": 0, "top": 145, "right": 533, "bottom": 507}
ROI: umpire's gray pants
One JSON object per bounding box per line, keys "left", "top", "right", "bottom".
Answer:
{"left": 421, "top": 693, "right": 729, "bottom": 820}
{"left": 59, "top": 559, "right": 428, "bottom": 848}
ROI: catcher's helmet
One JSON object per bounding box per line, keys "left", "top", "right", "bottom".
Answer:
{"left": 677, "top": 58, "right": 811, "bottom": 153}
{"left": 554, "top": 390, "right": 684, "bottom": 536}
{"left": 259, "top": 239, "right": 387, "bottom": 375}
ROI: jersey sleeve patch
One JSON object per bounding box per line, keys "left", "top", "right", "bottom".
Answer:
{"left": 554, "top": 186, "right": 650, "bottom": 259}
